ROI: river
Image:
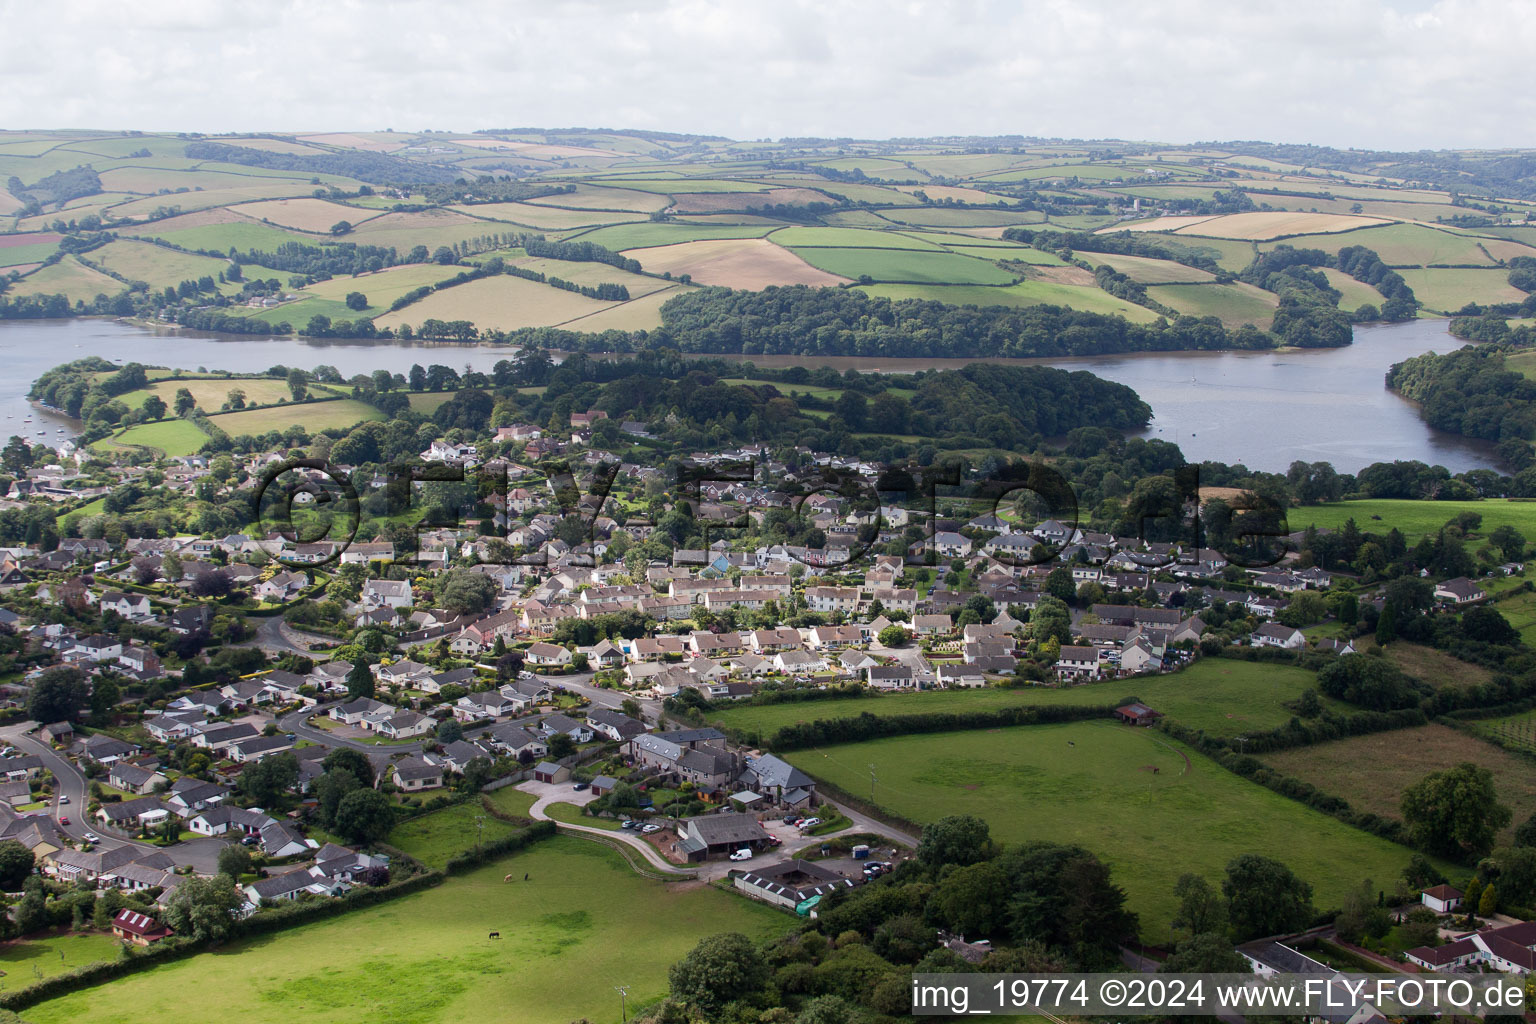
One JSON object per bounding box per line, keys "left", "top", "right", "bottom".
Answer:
{"left": 0, "top": 317, "right": 1488, "bottom": 475}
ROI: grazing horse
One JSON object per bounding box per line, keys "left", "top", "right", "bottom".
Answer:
{"left": 504, "top": 874, "right": 514, "bottom": 882}
{"left": 488, "top": 931, "right": 500, "bottom": 940}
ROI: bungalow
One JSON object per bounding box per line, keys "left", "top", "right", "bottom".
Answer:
{"left": 911, "top": 614, "right": 953, "bottom": 636}
{"left": 936, "top": 663, "right": 986, "bottom": 689}
{"left": 1435, "top": 577, "right": 1486, "bottom": 605}
{"left": 187, "top": 805, "right": 274, "bottom": 837}
{"left": 375, "top": 659, "right": 430, "bottom": 686}
{"left": 244, "top": 870, "right": 344, "bottom": 906}
{"left": 1250, "top": 623, "right": 1305, "bottom": 649}
{"left": 525, "top": 642, "right": 572, "bottom": 667}
{"left": 585, "top": 708, "right": 645, "bottom": 742}
{"left": 331, "top": 697, "right": 391, "bottom": 725}
{"left": 362, "top": 579, "right": 413, "bottom": 610}
{"left": 191, "top": 722, "right": 259, "bottom": 752}
{"left": 480, "top": 723, "right": 547, "bottom": 760}
{"left": 453, "top": 691, "right": 519, "bottom": 723}
{"left": 538, "top": 714, "right": 593, "bottom": 743}
{"left": 391, "top": 757, "right": 444, "bottom": 791}
{"left": 375, "top": 711, "right": 433, "bottom": 740}
{"left": 109, "top": 762, "right": 166, "bottom": 795}
{"left": 228, "top": 735, "right": 296, "bottom": 763}
{"left": 256, "top": 571, "right": 308, "bottom": 602}
{"left": 260, "top": 821, "right": 312, "bottom": 858}
{"left": 775, "top": 649, "right": 825, "bottom": 675}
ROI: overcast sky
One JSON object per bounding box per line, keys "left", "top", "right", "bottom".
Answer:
{"left": 2, "top": 0, "right": 1530, "bottom": 151}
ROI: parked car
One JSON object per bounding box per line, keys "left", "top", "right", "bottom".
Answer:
{"left": 767, "top": 835, "right": 782, "bottom": 847}
{"left": 797, "top": 817, "right": 822, "bottom": 831}
{"left": 620, "top": 820, "right": 638, "bottom": 830}
{"left": 241, "top": 835, "right": 260, "bottom": 846}
{"left": 782, "top": 813, "right": 799, "bottom": 825}
{"left": 729, "top": 848, "right": 753, "bottom": 861}
{"left": 641, "top": 824, "right": 660, "bottom": 834}
{"left": 572, "top": 782, "right": 588, "bottom": 791}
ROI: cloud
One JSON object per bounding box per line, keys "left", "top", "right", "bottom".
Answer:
{"left": 0, "top": 0, "right": 1528, "bottom": 149}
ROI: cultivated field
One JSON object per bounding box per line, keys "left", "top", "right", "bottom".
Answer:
{"left": 1262, "top": 723, "right": 1536, "bottom": 846}
{"left": 1171, "top": 211, "right": 1388, "bottom": 240}
{"left": 117, "top": 377, "right": 336, "bottom": 412}
{"left": 23, "top": 837, "right": 790, "bottom": 1024}
{"left": 300, "top": 263, "right": 464, "bottom": 307}
{"left": 374, "top": 275, "right": 616, "bottom": 331}
{"left": 858, "top": 281, "right": 1160, "bottom": 321}
{"left": 88, "top": 239, "right": 239, "bottom": 293}
{"left": 1090, "top": 252, "right": 1216, "bottom": 284}
{"left": 450, "top": 202, "right": 645, "bottom": 230}
{"left": 237, "top": 198, "right": 384, "bottom": 233}
{"left": 6, "top": 256, "right": 122, "bottom": 301}
{"left": 621, "top": 237, "right": 849, "bottom": 289}
{"left": 788, "top": 721, "right": 1432, "bottom": 938}
{"left": 1395, "top": 267, "right": 1528, "bottom": 311}
{"left": 552, "top": 284, "right": 690, "bottom": 332}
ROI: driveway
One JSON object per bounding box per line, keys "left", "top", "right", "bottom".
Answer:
{"left": 276, "top": 703, "right": 426, "bottom": 761}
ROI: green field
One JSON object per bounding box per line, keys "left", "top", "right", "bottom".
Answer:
{"left": 858, "top": 280, "right": 1161, "bottom": 320}
{"left": 7, "top": 256, "right": 123, "bottom": 301}
{"left": 1394, "top": 267, "right": 1528, "bottom": 312}
{"left": 788, "top": 721, "right": 1434, "bottom": 940}
{"left": 1091, "top": 252, "right": 1216, "bottom": 284}
{"left": 545, "top": 801, "right": 622, "bottom": 830}
{"left": 0, "top": 930, "right": 122, "bottom": 982}
{"left": 567, "top": 222, "right": 777, "bottom": 250}
{"left": 208, "top": 398, "right": 384, "bottom": 436}
{"left": 1264, "top": 723, "right": 1536, "bottom": 846}
{"left": 23, "top": 836, "right": 790, "bottom": 1024}
{"left": 88, "top": 239, "right": 239, "bottom": 294}
{"left": 1289, "top": 498, "right": 1536, "bottom": 544}
{"left": 97, "top": 417, "right": 210, "bottom": 456}
{"left": 1320, "top": 267, "right": 1386, "bottom": 311}
{"left": 1147, "top": 282, "right": 1278, "bottom": 327}
{"left": 118, "top": 376, "right": 341, "bottom": 412}
{"left": 388, "top": 802, "right": 531, "bottom": 869}
{"left": 766, "top": 226, "right": 944, "bottom": 250}
{"left": 708, "top": 657, "right": 1332, "bottom": 743}
{"left": 1275, "top": 222, "right": 1494, "bottom": 267}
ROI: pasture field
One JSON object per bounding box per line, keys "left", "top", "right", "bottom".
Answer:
{"left": 97, "top": 418, "right": 210, "bottom": 457}
{"left": 126, "top": 218, "right": 312, "bottom": 253}
{"left": 0, "top": 240, "right": 58, "bottom": 268}
{"left": 670, "top": 187, "right": 832, "bottom": 213}
{"left": 299, "top": 262, "right": 463, "bottom": 307}
{"left": 1274, "top": 222, "right": 1495, "bottom": 267}
{"left": 87, "top": 239, "right": 239, "bottom": 293}
{"left": 1394, "top": 267, "right": 1528, "bottom": 311}
{"left": 1146, "top": 282, "right": 1278, "bottom": 327}
{"left": 388, "top": 802, "right": 531, "bottom": 869}
{"left": 787, "top": 721, "right": 1432, "bottom": 938}
{"left": 209, "top": 399, "right": 385, "bottom": 436}
{"left": 1483, "top": 578, "right": 1536, "bottom": 646}
{"left": 1383, "top": 642, "right": 1495, "bottom": 689}
{"left": 706, "top": 656, "right": 1332, "bottom": 743}
{"left": 858, "top": 280, "right": 1160, "bottom": 320}
{"left": 405, "top": 392, "right": 456, "bottom": 414}
{"left": 1288, "top": 498, "right": 1536, "bottom": 543}
{"left": 1506, "top": 349, "right": 1536, "bottom": 380}
{"left": 622, "top": 237, "right": 847, "bottom": 289}
{"left": 230, "top": 297, "right": 367, "bottom": 327}
{"left": 1261, "top": 723, "right": 1536, "bottom": 846}
{"left": 506, "top": 256, "right": 674, "bottom": 297}
{"left": 566, "top": 222, "right": 777, "bottom": 250}
{"left": 1320, "top": 267, "right": 1386, "bottom": 310}
{"left": 793, "top": 246, "right": 1017, "bottom": 285}
{"left": 23, "top": 837, "right": 791, "bottom": 1024}
{"left": 375, "top": 275, "right": 615, "bottom": 331}
{"left": 0, "top": 930, "right": 122, "bottom": 982}
{"left": 766, "top": 226, "right": 945, "bottom": 250}
{"left": 237, "top": 197, "right": 384, "bottom": 233}
{"left": 6, "top": 256, "right": 123, "bottom": 301}
{"left": 1090, "top": 252, "right": 1216, "bottom": 284}
{"left": 877, "top": 207, "right": 1046, "bottom": 228}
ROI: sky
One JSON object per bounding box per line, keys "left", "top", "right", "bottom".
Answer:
{"left": 2, "top": 0, "right": 1531, "bottom": 151}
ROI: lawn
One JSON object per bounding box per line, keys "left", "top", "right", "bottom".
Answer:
{"left": 388, "top": 801, "right": 529, "bottom": 869}
{"left": 1262, "top": 723, "right": 1536, "bottom": 846}
{"left": 1287, "top": 498, "right": 1536, "bottom": 544}
{"left": 793, "top": 246, "right": 1017, "bottom": 285}
{"left": 482, "top": 787, "right": 536, "bottom": 819}
{"left": 788, "top": 721, "right": 1437, "bottom": 941}
{"left": 207, "top": 398, "right": 385, "bottom": 436}
{"left": 1145, "top": 282, "right": 1278, "bottom": 328}
{"left": 96, "top": 417, "right": 210, "bottom": 457}
{"left": 545, "top": 801, "right": 622, "bottom": 830}
{"left": 706, "top": 656, "right": 1331, "bottom": 744}
{"left": 24, "top": 837, "right": 791, "bottom": 1024}
{"left": 0, "top": 929, "right": 121, "bottom": 983}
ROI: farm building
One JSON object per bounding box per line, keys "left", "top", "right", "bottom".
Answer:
{"left": 733, "top": 859, "right": 858, "bottom": 911}
{"left": 1113, "top": 703, "right": 1163, "bottom": 726}
{"left": 1421, "top": 884, "right": 1464, "bottom": 914}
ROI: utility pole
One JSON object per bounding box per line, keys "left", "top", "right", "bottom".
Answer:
{"left": 615, "top": 984, "right": 630, "bottom": 1023}
{"left": 474, "top": 814, "right": 486, "bottom": 851}
{"left": 868, "top": 763, "right": 877, "bottom": 803}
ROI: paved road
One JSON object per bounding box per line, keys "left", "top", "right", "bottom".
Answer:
{"left": 244, "top": 615, "right": 311, "bottom": 656}
{"left": 276, "top": 702, "right": 427, "bottom": 763}
{"left": 0, "top": 722, "right": 228, "bottom": 873}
